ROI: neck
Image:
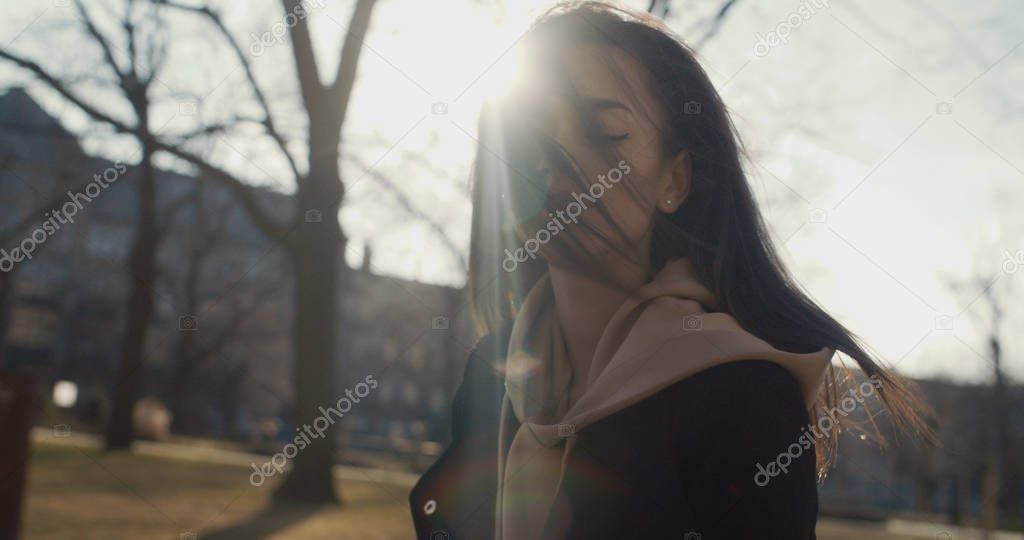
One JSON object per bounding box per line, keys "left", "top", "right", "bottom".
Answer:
{"left": 547, "top": 261, "right": 648, "bottom": 398}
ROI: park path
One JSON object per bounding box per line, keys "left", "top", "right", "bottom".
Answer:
{"left": 32, "top": 428, "right": 420, "bottom": 487}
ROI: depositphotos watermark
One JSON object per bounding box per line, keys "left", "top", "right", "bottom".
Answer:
{"left": 1, "top": 161, "right": 127, "bottom": 273}
{"left": 502, "top": 159, "right": 632, "bottom": 272}
{"left": 1003, "top": 249, "right": 1024, "bottom": 274}
{"left": 753, "top": 0, "right": 830, "bottom": 57}
{"left": 249, "top": 374, "right": 378, "bottom": 487}
{"left": 248, "top": 0, "right": 325, "bottom": 57}
{"left": 754, "top": 373, "right": 881, "bottom": 487}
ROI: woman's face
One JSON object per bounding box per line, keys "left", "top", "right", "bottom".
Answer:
{"left": 510, "top": 43, "right": 689, "bottom": 273}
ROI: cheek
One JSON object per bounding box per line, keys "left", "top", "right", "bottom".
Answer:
{"left": 539, "top": 124, "right": 664, "bottom": 248}
{"left": 595, "top": 148, "right": 662, "bottom": 238}
{"left": 597, "top": 177, "right": 656, "bottom": 241}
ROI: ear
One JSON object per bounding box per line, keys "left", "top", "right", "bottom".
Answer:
{"left": 658, "top": 151, "right": 691, "bottom": 214}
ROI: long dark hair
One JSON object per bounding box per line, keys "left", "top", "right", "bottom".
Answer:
{"left": 468, "top": 1, "right": 933, "bottom": 477}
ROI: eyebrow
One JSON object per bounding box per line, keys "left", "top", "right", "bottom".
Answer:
{"left": 581, "top": 97, "right": 633, "bottom": 114}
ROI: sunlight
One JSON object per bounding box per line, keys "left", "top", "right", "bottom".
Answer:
{"left": 472, "top": 38, "right": 529, "bottom": 106}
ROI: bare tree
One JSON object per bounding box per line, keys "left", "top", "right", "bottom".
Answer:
{"left": 153, "top": 0, "right": 380, "bottom": 503}
{"left": 948, "top": 272, "right": 1013, "bottom": 534}
{"left": 64, "top": 0, "right": 166, "bottom": 450}
{"left": 2, "top": 0, "right": 377, "bottom": 502}
{"left": 160, "top": 178, "right": 287, "bottom": 434}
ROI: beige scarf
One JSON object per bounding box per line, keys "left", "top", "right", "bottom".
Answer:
{"left": 494, "top": 258, "right": 834, "bottom": 539}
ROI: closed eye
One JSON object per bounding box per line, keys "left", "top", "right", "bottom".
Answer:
{"left": 584, "top": 124, "right": 629, "bottom": 144}
{"left": 581, "top": 98, "right": 632, "bottom": 144}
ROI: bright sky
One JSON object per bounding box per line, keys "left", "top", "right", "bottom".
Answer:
{"left": 1, "top": 0, "right": 1021, "bottom": 383}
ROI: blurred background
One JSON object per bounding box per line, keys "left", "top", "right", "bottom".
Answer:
{"left": 0, "top": 0, "right": 1021, "bottom": 538}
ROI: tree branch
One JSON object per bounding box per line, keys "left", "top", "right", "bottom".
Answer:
{"left": 193, "top": 280, "right": 279, "bottom": 366}
{"left": 0, "top": 48, "right": 136, "bottom": 130}
{"left": 346, "top": 155, "right": 466, "bottom": 272}
{"left": 0, "top": 47, "right": 290, "bottom": 242}
{"left": 123, "top": 0, "right": 140, "bottom": 81}
{"left": 329, "top": 0, "right": 377, "bottom": 127}
{"left": 164, "top": 113, "right": 267, "bottom": 142}
{"left": 74, "top": 0, "right": 127, "bottom": 87}
{"left": 692, "top": 0, "right": 740, "bottom": 50}
{"left": 282, "top": 0, "right": 323, "bottom": 117}
{"left": 155, "top": 181, "right": 197, "bottom": 240}
{"left": 154, "top": 0, "right": 303, "bottom": 180}
{"left": 0, "top": 178, "right": 96, "bottom": 246}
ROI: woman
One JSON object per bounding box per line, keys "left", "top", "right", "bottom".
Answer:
{"left": 410, "top": 2, "right": 930, "bottom": 538}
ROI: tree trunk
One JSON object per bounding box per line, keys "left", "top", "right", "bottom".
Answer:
{"left": 105, "top": 138, "right": 158, "bottom": 450}
{"left": 0, "top": 268, "right": 16, "bottom": 368}
{"left": 169, "top": 350, "right": 196, "bottom": 434}
{"left": 170, "top": 246, "right": 201, "bottom": 434}
{"left": 956, "top": 464, "right": 972, "bottom": 526}
{"left": 982, "top": 462, "right": 998, "bottom": 534}
{"left": 272, "top": 187, "right": 346, "bottom": 503}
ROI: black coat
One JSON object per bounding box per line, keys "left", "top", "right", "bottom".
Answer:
{"left": 409, "top": 333, "right": 820, "bottom": 539}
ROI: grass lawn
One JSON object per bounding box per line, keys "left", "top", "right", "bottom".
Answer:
{"left": 24, "top": 442, "right": 414, "bottom": 539}
{"left": 24, "top": 440, "right": 988, "bottom": 540}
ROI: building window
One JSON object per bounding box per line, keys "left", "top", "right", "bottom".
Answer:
{"left": 8, "top": 305, "right": 57, "bottom": 347}
{"left": 408, "top": 344, "right": 425, "bottom": 370}
{"left": 402, "top": 382, "right": 418, "bottom": 405}
{"left": 86, "top": 223, "right": 132, "bottom": 260}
